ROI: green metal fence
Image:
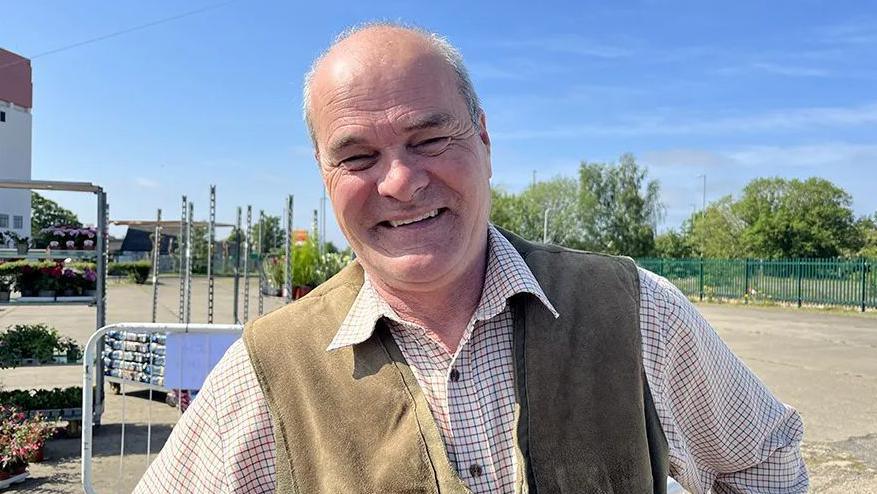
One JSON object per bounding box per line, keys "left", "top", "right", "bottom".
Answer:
{"left": 636, "top": 258, "right": 877, "bottom": 312}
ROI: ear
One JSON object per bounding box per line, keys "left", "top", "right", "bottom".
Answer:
{"left": 478, "top": 112, "right": 492, "bottom": 178}
{"left": 478, "top": 112, "right": 491, "bottom": 150}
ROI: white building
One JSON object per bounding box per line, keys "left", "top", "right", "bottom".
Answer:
{"left": 0, "top": 48, "right": 33, "bottom": 242}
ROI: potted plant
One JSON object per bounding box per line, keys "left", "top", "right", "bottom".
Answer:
{"left": 0, "top": 405, "right": 30, "bottom": 480}
{"left": 0, "top": 324, "right": 62, "bottom": 367}
{"left": 17, "top": 414, "right": 53, "bottom": 463}
{"left": 35, "top": 276, "right": 56, "bottom": 298}
{"left": 59, "top": 336, "right": 83, "bottom": 363}
{"left": 0, "top": 275, "right": 11, "bottom": 303}
{"left": 82, "top": 268, "right": 97, "bottom": 297}
{"left": 59, "top": 268, "right": 79, "bottom": 296}
{"left": 36, "top": 265, "right": 61, "bottom": 298}
{"left": 4, "top": 231, "right": 29, "bottom": 255}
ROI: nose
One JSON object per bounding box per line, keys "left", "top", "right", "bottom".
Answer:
{"left": 376, "top": 153, "right": 428, "bottom": 202}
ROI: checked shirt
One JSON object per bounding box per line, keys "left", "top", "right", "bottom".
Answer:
{"left": 135, "top": 226, "right": 808, "bottom": 494}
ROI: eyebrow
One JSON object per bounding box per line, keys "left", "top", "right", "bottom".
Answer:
{"left": 327, "top": 112, "right": 459, "bottom": 155}
{"left": 328, "top": 135, "right": 368, "bottom": 156}
{"left": 403, "top": 112, "right": 457, "bottom": 132}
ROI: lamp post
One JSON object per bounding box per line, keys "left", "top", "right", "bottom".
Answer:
{"left": 543, "top": 208, "right": 552, "bottom": 244}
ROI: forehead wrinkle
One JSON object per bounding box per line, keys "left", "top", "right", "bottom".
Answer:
{"left": 402, "top": 111, "right": 458, "bottom": 132}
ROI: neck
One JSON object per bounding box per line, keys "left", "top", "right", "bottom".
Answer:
{"left": 369, "top": 248, "right": 487, "bottom": 354}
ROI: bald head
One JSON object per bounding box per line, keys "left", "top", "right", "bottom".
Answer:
{"left": 302, "top": 23, "right": 482, "bottom": 147}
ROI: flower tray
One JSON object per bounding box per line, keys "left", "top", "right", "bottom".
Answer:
{"left": 55, "top": 296, "right": 95, "bottom": 303}
{"left": 13, "top": 296, "right": 55, "bottom": 303}
{"left": 0, "top": 470, "right": 29, "bottom": 490}
{"left": 25, "top": 408, "right": 82, "bottom": 422}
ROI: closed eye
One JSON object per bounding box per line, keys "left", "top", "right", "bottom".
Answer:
{"left": 411, "top": 136, "right": 452, "bottom": 156}
{"left": 338, "top": 153, "right": 378, "bottom": 170}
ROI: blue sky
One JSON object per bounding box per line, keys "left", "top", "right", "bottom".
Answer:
{"left": 2, "top": 1, "right": 876, "bottom": 245}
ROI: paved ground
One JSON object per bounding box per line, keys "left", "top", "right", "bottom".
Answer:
{"left": 1, "top": 278, "right": 875, "bottom": 492}
{"left": 700, "top": 303, "right": 877, "bottom": 493}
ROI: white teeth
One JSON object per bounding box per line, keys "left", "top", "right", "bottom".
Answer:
{"left": 388, "top": 209, "right": 440, "bottom": 227}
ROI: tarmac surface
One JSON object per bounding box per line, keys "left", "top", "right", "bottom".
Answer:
{"left": 0, "top": 277, "right": 875, "bottom": 493}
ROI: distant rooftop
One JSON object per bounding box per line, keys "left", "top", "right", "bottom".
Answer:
{"left": 0, "top": 48, "right": 32, "bottom": 109}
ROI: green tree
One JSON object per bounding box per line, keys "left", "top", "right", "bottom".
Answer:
{"left": 490, "top": 187, "right": 526, "bottom": 236}
{"left": 251, "top": 215, "right": 283, "bottom": 255}
{"left": 578, "top": 153, "right": 663, "bottom": 256}
{"left": 688, "top": 196, "right": 749, "bottom": 258}
{"left": 31, "top": 192, "right": 82, "bottom": 232}
{"left": 736, "top": 177, "right": 859, "bottom": 258}
{"left": 654, "top": 227, "right": 695, "bottom": 258}
{"left": 856, "top": 214, "right": 877, "bottom": 258}
{"left": 490, "top": 178, "right": 586, "bottom": 247}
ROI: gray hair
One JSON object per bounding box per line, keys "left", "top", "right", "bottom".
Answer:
{"left": 301, "top": 21, "right": 483, "bottom": 147}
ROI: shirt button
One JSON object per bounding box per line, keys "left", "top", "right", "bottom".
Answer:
{"left": 450, "top": 369, "right": 460, "bottom": 382}
{"left": 469, "top": 464, "right": 483, "bottom": 477}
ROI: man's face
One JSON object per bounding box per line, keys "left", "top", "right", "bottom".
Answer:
{"left": 310, "top": 38, "right": 492, "bottom": 291}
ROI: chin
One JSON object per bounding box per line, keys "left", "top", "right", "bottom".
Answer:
{"left": 372, "top": 252, "right": 459, "bottom": 286}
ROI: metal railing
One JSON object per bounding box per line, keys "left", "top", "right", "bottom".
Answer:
{"left": 81, "top": 322, "right": 242, "bottom": 494}
{"left": 637, "top": 257, "right": 876, "bottom": 311}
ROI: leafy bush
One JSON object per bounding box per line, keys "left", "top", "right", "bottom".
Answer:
{"left": 0, "top": 324, "right": 83, "bottom": 368}
{"left": 0, "top": 324, "right": 58, "bottom": 366}
{"left": 108, "top": 261, "right": 151, "bottom": 284}
{"left": 0, "top": 387, "right": 82, "bottom": 411}
{"left": 263, "top": 238, "right": 352, "bottom": 293}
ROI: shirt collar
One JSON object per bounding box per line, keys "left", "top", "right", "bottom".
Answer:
{"left": 326, "top": 225, "right": 559, "bottom": 352}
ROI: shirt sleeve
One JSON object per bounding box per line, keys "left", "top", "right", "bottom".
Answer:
{"left": 134, "top": 346, "right": 234, "bottom": 494}
{"left": 637, "top": 268, "right": 809, "bottom": 494}
{"left": 133, "top": 356, "right": 230, "bottom": 494}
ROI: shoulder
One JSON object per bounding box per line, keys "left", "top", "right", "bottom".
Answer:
{"left": 497, "top": 227, "right": 639, "bottom": 296}
{"left": 245, "top": 261, "right": 364, "bottom": 351}
{"left": 636, "top": 266, "right": 706, "bottom": 345}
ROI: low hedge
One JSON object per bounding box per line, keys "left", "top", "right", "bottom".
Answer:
{"left": 108, "top": 261, "right": 151, "bottom": 284}
{"left": 0, "top": 387, "right": 82, "bottom": 411}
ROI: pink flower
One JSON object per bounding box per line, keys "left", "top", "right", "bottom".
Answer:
{"left": 49, "top": 241, "right": 59, "bottom": 248}
{"left": 83, "top": 239, "right": 94, "bottom": 247}
{"left": 66, "top": 240, "right": 75, "bottom": 249}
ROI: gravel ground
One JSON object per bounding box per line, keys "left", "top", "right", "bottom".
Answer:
{"left": 1, "top": 279, "right": 875, "bottom": 492}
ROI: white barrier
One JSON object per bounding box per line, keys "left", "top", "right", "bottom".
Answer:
{"left": 81, "top": 322, "right": 242, "bottom": 494}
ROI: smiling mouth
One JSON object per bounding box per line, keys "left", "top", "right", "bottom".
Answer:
{"left": 380, "top": 208, "right": 447, "bottom": 228}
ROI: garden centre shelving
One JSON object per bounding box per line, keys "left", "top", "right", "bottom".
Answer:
{"left": 0, "top": 179, "right": 109, "bottom": 424}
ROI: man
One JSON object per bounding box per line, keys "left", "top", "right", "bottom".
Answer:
{"left": 136, "top": 23, "right": 807, "bottom": 493}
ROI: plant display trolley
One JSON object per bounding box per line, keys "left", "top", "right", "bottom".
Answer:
{"left": 0, "top": 179, "right": 109, "bottom": 427}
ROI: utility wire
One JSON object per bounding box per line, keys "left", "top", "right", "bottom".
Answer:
{"left": 0, "top": 1, "right": 235, "bottom": 71}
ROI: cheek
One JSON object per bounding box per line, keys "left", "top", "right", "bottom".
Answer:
{"left": 326, "top": 172, "right": 373, "bottom": 226}
{"left": 438, "top": 150, "right": 490, "bottom": 201}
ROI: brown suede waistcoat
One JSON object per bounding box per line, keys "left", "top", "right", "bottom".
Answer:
{"left": 242, "top": 229, "right": 668, "bottom": 493}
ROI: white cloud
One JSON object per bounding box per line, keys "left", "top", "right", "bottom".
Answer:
{"left": 134, "top": 177, "right": 159, "bottom": 188}
{"left": 640, "top": 149, "right": 737, "bottom": 169}
{"left": 491, "top": 102, "right": 877, "bottom": 141}
{"left": 818, "top": 19, "right": 877, "bottom": 45}
{"left": 750, "top": 62, "right": 832, "bottom": 77}
{"left": 726, "top": 142, "right": 877, "bottom": 169}
{"left": 643, "top": 142, "right": 877, "bottom": 171}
